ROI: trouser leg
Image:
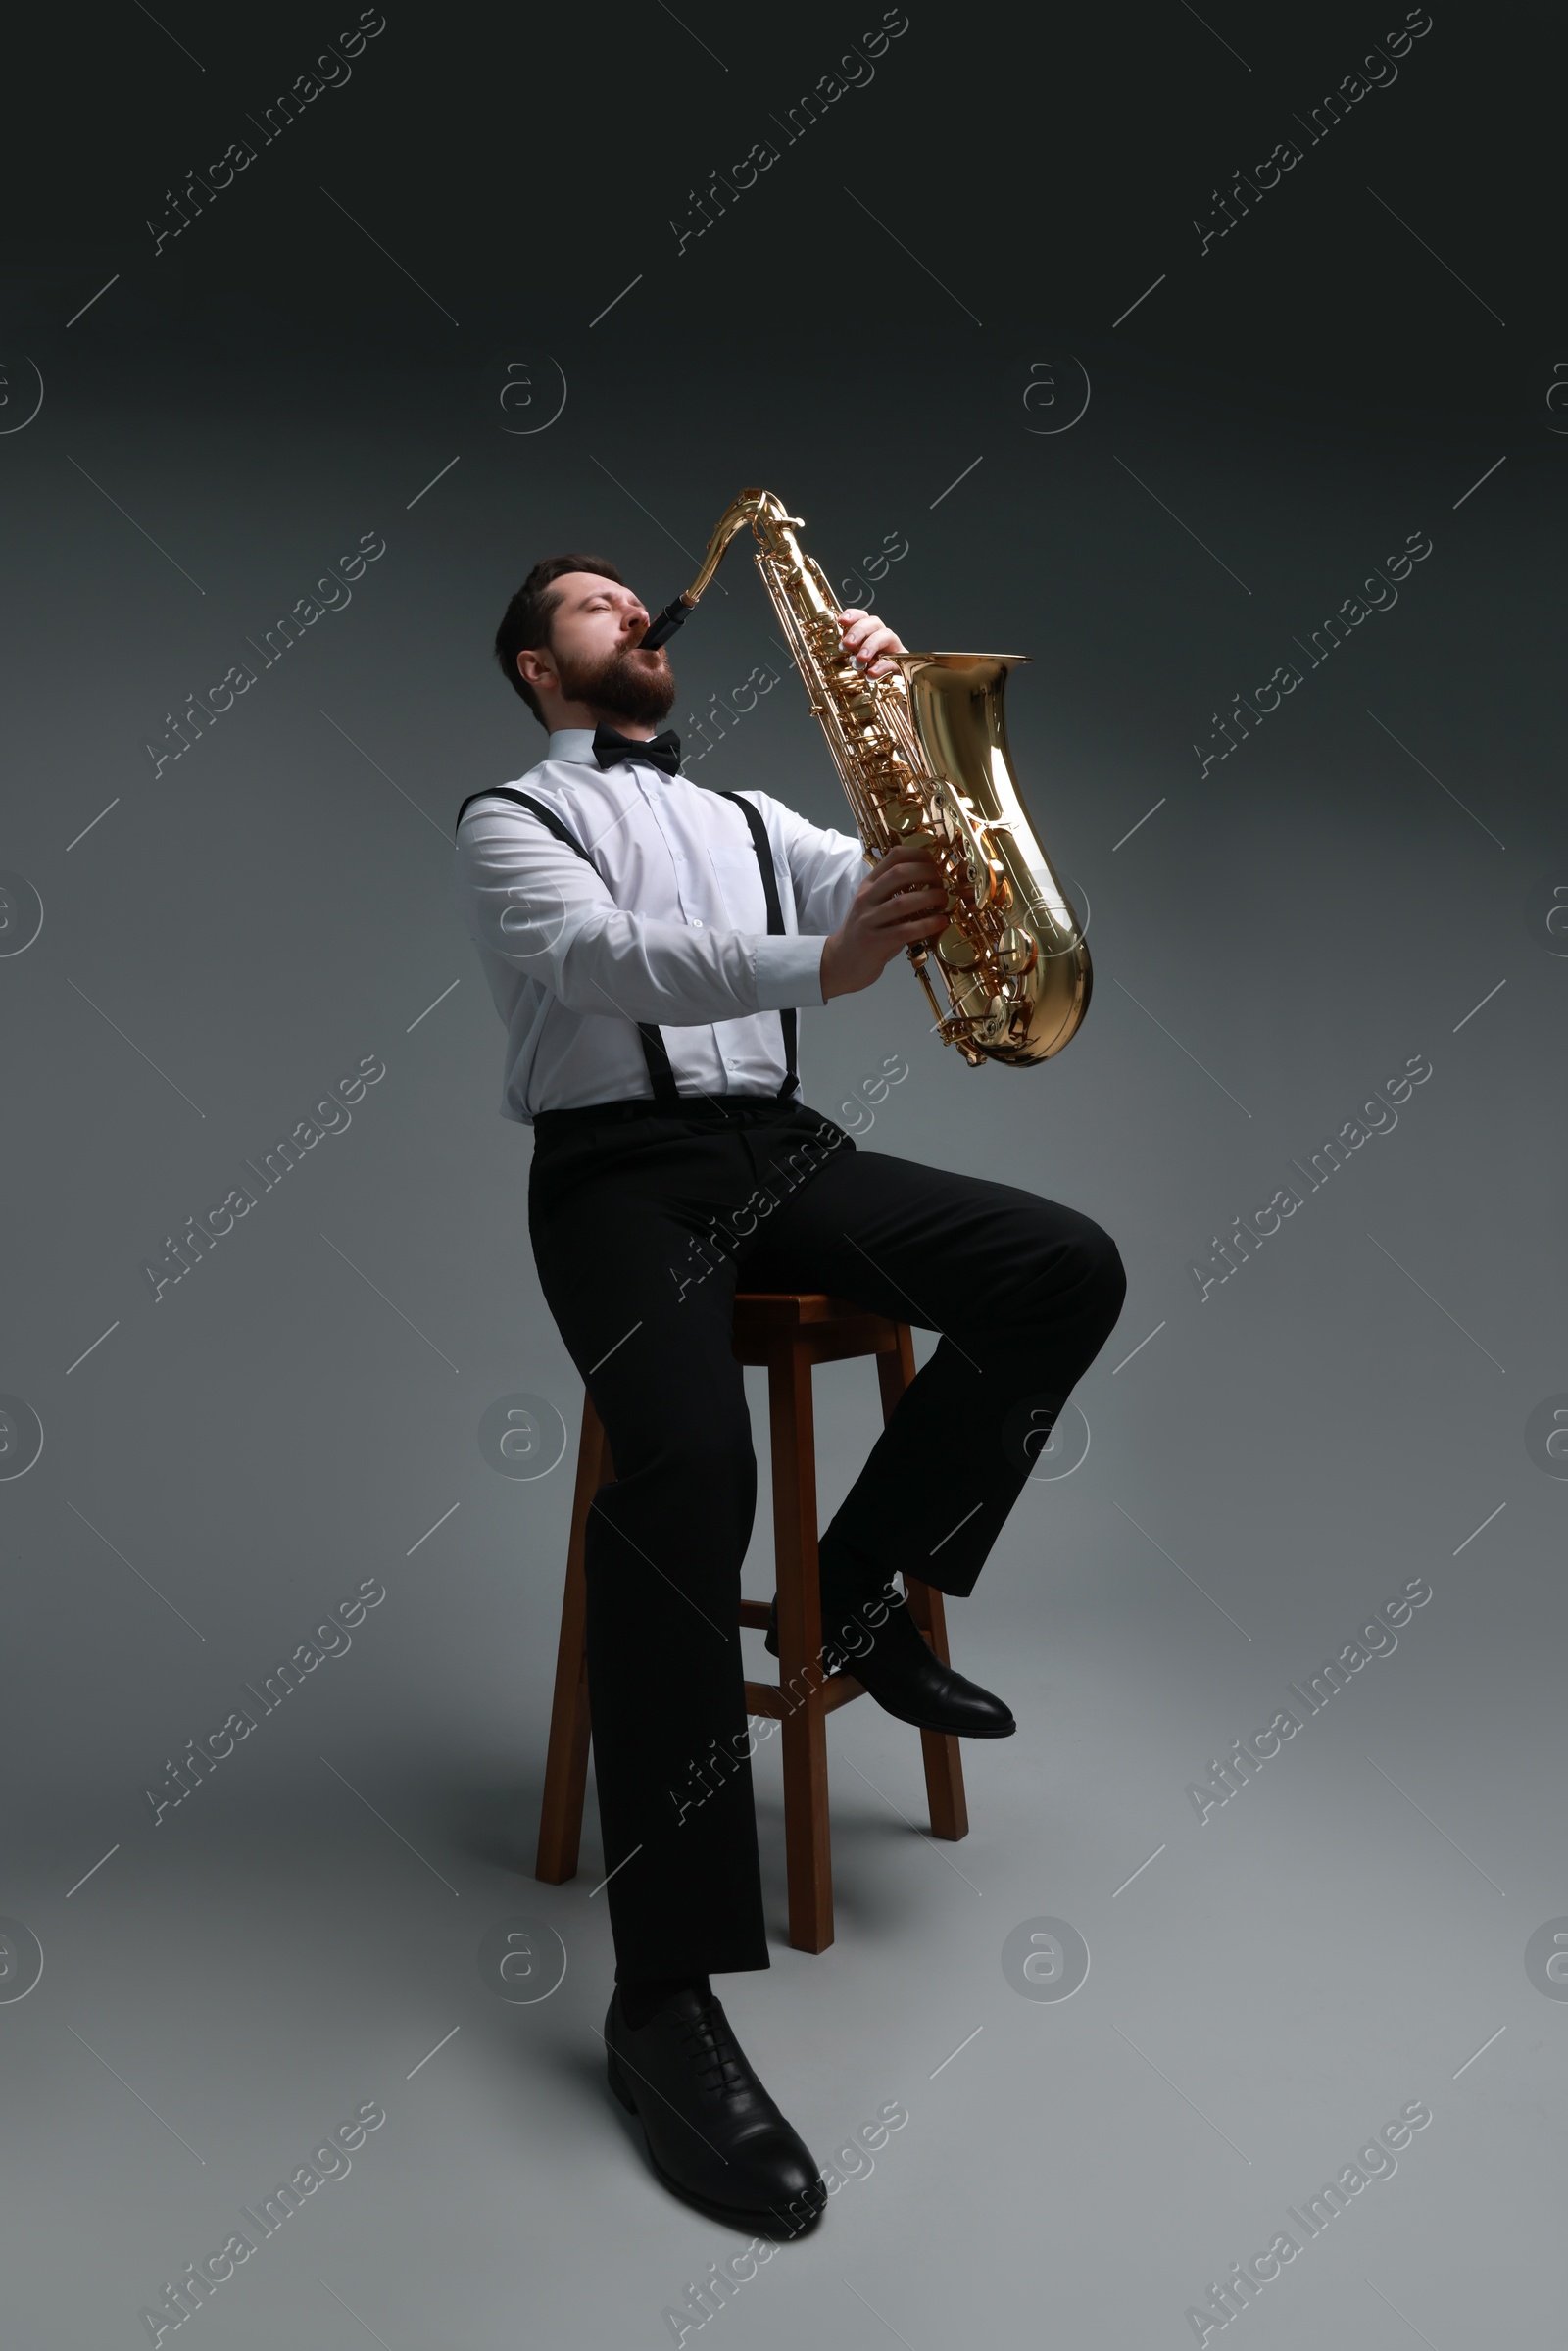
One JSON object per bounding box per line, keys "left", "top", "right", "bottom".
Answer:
{"left": 743, "top": 1146, "right": 1128, "bottom": 1601}
{"left": 529, "top": 1145, "right": 773, "bottom": 1981}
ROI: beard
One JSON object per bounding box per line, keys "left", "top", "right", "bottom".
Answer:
{"left": 557, "top": 641, "right": 676, "bottom": 728}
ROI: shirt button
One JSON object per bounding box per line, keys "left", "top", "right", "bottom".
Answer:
{"left": 691, "top": 917, "right": 704, "bottom": 927}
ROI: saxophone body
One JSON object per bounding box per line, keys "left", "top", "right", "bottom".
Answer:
{"left": 665, "top": 488, "right": 1091, "bottom": 1066}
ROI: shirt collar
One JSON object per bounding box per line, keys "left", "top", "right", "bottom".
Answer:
{"left": 547, "top": 728, "right": 597, "bottom": 767}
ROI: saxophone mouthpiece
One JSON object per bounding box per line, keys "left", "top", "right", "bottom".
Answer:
{"left": 639, "top": 595, "right": 694, "bottom": 651}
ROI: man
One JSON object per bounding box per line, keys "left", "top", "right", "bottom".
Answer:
{"left": 451, "top": 553, "right": 1125, "bottom": 2233}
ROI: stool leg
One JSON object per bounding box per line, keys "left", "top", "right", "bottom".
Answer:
{"left": 769, "top": 1347, "right": 834, "bottom": 1954}
{"left": 904, "top": 1581, "right": 970, "bottom": 1842}
{"left": 872, "top": 1324, "right": 916, "bottom": 1423}
{"left": 534, "top": 1393, "right": 611, "bottom": 1884}
{"left": 877, "top": 1327, "right": 969, "bottom": 1844}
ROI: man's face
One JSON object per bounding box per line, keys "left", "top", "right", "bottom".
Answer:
{"left": 529, "top": 570, "right": 676, "bottom": 727}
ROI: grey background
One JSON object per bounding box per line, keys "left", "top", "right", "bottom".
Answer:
{"left": 2, "top": 0, "right": 1564, "bottom": 2342}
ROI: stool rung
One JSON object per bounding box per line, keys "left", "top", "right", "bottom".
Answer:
{"left": 744, "top": 1674, "right": 865, "bottom": 1720}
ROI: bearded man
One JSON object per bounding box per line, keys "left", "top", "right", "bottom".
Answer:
{"left": 450, "top": 553, "right": 1125, "bottom": 2232}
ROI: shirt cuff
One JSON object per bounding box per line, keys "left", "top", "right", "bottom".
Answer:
{"left": 754, "top": 932, "right": 828, "bottom": 1010}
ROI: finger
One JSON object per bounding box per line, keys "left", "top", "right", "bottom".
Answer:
{"left": 874, "top": 840, "right": 941, "bottom": 871}
{"left": 851, "top": 624, "right": 906, "bottom": 674}
{"left": 867, "top": 884, "right": 946, "bottom": 927}
{"left": 873, "top": 878, "right": 943, "bottom": 913}
{"left": 865, "top": 858, "right": 940, "bottom": 902}
{"left": 888, "top": 850, "right": 944, "bottom": 885}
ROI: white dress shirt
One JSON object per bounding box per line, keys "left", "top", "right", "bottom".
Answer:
{"left": 451, "top": 728, "right": 867, "bottom": 1125}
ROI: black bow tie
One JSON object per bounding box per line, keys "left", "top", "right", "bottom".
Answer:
{"left": 592, "top": 724, "right": 682, "bottom": 777}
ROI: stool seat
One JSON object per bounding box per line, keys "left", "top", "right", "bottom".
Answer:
{"left": 730, "top": 1289, "right": 906, "bottom": 1357}
{"left": 534, "top": 1291, "right": 969, "bottom": 1953}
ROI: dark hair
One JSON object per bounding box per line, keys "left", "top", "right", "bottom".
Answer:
{"left": 494, "top": 554, "right": 624, "bottom": 727}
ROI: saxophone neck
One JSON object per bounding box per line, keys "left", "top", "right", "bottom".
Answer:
{"left": 681, "top": 489, "right": 803, "bottom": 608}
{"left": 643, "top": 491, "right": 812, "bottom": 650}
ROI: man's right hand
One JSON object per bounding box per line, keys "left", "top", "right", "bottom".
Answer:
{"left": 819, "top": 845, "right": 948, "bottom": 1002}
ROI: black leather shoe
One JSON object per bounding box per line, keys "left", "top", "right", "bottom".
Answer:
{"left": 604, "top": 1984, "right": 827, "bottom": 2234}
{"left": 765, "top": 1589, "right": 1015, "bottom": 1738}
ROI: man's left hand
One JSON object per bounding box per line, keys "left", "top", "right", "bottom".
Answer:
{"left": 838, "top": 608, "right": 906, "bottom": 678}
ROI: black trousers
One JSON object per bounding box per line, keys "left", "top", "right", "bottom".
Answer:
{"left": 526, "top": 1095, "right": 1127, "bottom": 1982}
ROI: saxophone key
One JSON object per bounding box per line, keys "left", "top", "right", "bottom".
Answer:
{"left": 998, "top": 925, "right": 1038, "bottom": 978}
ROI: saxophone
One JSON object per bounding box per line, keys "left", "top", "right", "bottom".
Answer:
{"left": 642, "top": 489, "right": 1091, "bottom": 1066}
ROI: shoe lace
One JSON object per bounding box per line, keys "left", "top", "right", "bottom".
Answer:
{"left": 677, "top": 1994, "right": 749, "bottom": 2099}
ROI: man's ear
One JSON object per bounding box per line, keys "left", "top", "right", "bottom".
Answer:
{"left": 515, "top": 645, "right": 556, "bottom": 695}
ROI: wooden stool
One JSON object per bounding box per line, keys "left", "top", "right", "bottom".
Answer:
{"left": 534, "top": 1292, "right": 969, "bottom": 1953}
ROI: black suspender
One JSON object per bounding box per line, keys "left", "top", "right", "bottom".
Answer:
{"left": 455, "top": 784, "right": 800, "bottom": 1107}
{"left": 455, "top": 787, "right": 677, "bottom": 1107}
{"left": 717, "top": 790, "right": 799, "bottom": 1102}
